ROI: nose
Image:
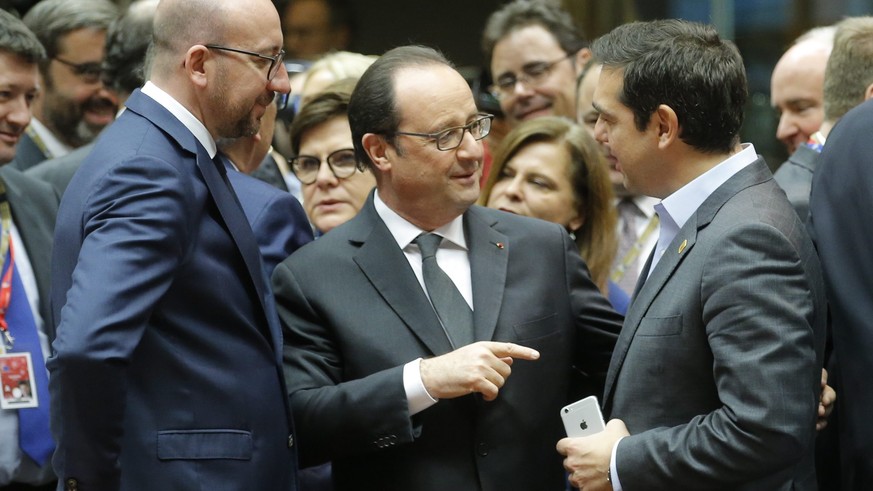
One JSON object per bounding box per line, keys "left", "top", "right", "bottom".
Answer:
{"left": 503, "top": 174, "right": 524, "bottom": 199}
{"left": 775, "top": 110, "right": 802, "bottom": 147}
{"left": 593, "top": 117, "right": 607, "bottom": 144}
{"left": 6, "top": 95, "right": 32, "bottom": 128}
{"left": 314, "top": 159, "right": 338, "bottom": 187}
{"left": 269, "top": 67, "right": 292, "bottom": 94}
{"left": 455, "top": 128, "right": 484, "bottom": 163}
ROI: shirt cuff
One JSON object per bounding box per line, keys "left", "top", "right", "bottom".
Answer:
{"left": 403, "top": 358, "right": 438, "bottom": 415}
{"left": 610, "top": 436, "right": 627, "bottom": 491}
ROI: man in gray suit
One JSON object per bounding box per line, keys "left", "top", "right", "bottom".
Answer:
{"left": 273, "top": 45, "right": 623, "bottom": 491}
{"left": 558, "top": 20, "right": 826, "bottom": 490}
{"left": 0, "top": 10, "right": 60, "bottom": 489}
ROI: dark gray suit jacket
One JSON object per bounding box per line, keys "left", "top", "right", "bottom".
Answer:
{"left": 0, "top": 165, "right": 58, "bottom": 340}
{"left": 605, "top": 159, "right": 826, "bottom": 490}
{"left": 274, "top": 193, "right": 623, "bottom": 491}
{"left": 9, "top": 132, "right": 49, "bottom": 172}
{"left": 25, "top": 144, "right": 93, "bottom": 197}
{"left": 773, "top": 144, "right": 820, "bottom": 220}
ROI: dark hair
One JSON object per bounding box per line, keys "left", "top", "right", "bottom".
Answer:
{"left": 591, "top": 19, "right": 747, "bottom": 153}
{"left": 824, "top": 17, "right": 873, "bottom": 122}
{"left": 22, "top": 0, "right": 118, "bottom": 71}
{"left": 347, "top": 45, "right": 452, "bottom": 171}
{"left": 102, "top": 0, "right": 158, "bottom": 95}
{"left": 0, "top": 9, "right": 46, "bottom": 63}
{"left": 289, "top": 87, "right": 352, "bottom": 156}
{"left": 481, "top": 0, "right": 587, "bottom": 66}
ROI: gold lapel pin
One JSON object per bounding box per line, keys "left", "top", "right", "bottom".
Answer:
{"left": 678, "top": 239, "right": 687, "bottom": 254}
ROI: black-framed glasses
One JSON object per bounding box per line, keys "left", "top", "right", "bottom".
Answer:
{"left": 289, "top": 148, "right": 359, "bottom": 184}
{"left": 53, "top": 57, "right": 103, "bottom": 83}
{"left": 204, "top": 44, "right": 286, "bottom": 81}
{"left": 393, "top": 114, "right": 494, "bottom": 151}
{"left": 489, "top": 53, "right": 574, "bottom": 100}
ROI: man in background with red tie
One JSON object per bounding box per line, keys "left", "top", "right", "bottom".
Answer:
{"left": 0, "top": 9, "right": 61, "bottom": 491}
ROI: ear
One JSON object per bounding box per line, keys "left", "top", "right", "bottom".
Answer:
{"left": 574, "top": 48, "right": 593, "bottom": 77}
{"left": 653, "top": 104, "right": 679, "bottom": 149}
{"left": 864, "top": 82, "right": 873, "bottom": 101}
{"left": 362, "top": 133, "right": 390, "bottom": 172}
{"left": 567, "top": 212, "right": 585, "bottom": 235}
{"left": 185, "top": 45, "right": 210, "bottom": 89}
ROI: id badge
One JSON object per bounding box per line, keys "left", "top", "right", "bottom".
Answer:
{"left": 0, "top": 352, "right": 39, "bottom": 409}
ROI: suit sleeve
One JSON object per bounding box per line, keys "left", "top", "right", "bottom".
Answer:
{"left": 615, "top": 222, "right": 819, "bottom": 488}
{"left": 252, "top": 191, "right": 313, "bottom": 275}
{"left": 273, "top": 260, "right": 414, "bottom": 467}
{"left": 565, "top": 230, "right": 624, "bottom": 398}
{"left": 48, "top": 157, "right": 192, "bottom": 490}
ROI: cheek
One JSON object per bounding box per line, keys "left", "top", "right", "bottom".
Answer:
{"left": 344, "top": 173, "right": 376, "bottom": 208}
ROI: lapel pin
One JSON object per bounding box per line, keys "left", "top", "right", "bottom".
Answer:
{"left": 493, "top": 242, "right": 505, "bottom": 249}
{"left": 678, "top": 239, "right": 687, "bottom": 254}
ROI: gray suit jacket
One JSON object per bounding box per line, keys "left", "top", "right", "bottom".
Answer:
{"left": 9, "top": 132, "right": 49, "bottom": 172}
{"left": 773, "top": 144, "right": 820, "bottom": 221}
{"left": 274, "top": 193, "right": 623, "bottom": 491}
{"left": 25, "top": 144, "right": 93, "bottom": 197}
{"left": 604, "top": 159, "right": 826, "bottom": 490}
{"left": 0, "top": 165, "right": 59, "bottom": 340}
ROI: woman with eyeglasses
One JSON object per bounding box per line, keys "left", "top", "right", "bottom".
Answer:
{"left": 479, "top": 116, "right": 629, "bottom": 314}
{"left": 289, "top": 83, "right": 376, "bottom": 235}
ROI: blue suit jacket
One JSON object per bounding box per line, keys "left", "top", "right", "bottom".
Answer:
{"left": 225, "top": 165, "right": 312, "bottom": 276}
{"left": 48, "top": 89, "right": 298, "bottom": 491}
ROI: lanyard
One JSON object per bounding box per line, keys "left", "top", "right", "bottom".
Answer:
{"left": 610, "top": 214, "right": 659, "bottom": 283}
{"left": 0, "top": 177, "right": 14, "bottom": 350}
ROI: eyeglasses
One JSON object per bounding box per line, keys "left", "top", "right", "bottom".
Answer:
{"left": 489, "top": 53, "right": 574, "bottom": 100}
{"left": 289, "top": 148, "right": 359, "bottom": 184}
{"left": 204, "top": 44, "right": 286, "bottom": 81}
{"left": 53, "top": 57, "right": 103, "bottom": 84}
{"left": 393, "top": 114, "right": 494, "bottom": 151}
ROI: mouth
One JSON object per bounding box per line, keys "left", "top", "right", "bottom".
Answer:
{"left": 0, "top": 131, "right": 23, "bottom": 145}
{"left": 82, "top": 98, "right": 118, "bottom": 127}
{"left": 498, "top": 207, "right": 520, "bottom": 215}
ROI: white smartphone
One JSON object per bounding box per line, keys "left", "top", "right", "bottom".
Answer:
{"left": 561, "top": 395, "right": 606, "bottom": 437}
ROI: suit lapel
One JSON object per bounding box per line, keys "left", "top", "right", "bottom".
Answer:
{"left": 197, "top": 151, "right": 280, "bottom": 350}
{"left": 603, "top": 158, "right": 773, "bottom": 407}
{"left": 465, "top": 206, "right": 507, "bottom": 342}
{"left": 351, "top": 197, "right": 455, "bottom": 356}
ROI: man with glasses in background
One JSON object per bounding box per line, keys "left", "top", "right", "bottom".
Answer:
{"left": 273, "top": 44, "right": 623, "bottom": 491}
{"left": 12, "top": 0, "right": 118, "bottom": 170}
{"left": 482, "top": 0, "right": 590, "bottom": 128}
{"left": 48, "top": 0, "right": 299, "bottom": 489}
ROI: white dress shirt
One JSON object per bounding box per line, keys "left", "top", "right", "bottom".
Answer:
{"left": 373, "top": 191, "right": 473, "bottom": 416}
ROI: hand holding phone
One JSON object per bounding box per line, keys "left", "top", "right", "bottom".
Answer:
{"left": 561, "top": 395, "right": 606, "bottom": 437}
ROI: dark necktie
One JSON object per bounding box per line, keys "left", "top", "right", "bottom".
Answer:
{"left": 3, "top": 243, "right": 55, "bottom": 465}
{"left": 414, "top": 233, "right": 473, "bottom": 348}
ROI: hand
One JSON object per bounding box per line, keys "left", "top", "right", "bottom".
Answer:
{"left": 419, "top": 341, "right": 539, "bottom": 401}
{"left": 817, "top": 368, "right": 836, "bottom": 431}
{"left": 557, "top": 419, "right": 629, "bottom": 491}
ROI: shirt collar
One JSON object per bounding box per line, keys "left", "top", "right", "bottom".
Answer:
{"left": 658, "top": 143, "right": 758, "bottom": 232}
{"left": 141, "top": 81, "right": 217, "bottom": 158}
{"left": 373, "top": 190, "right": 467, "bottom": 251}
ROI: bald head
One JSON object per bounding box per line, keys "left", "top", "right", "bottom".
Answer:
{"left": 771, "top": 28, "right": 834, "bottom": 154}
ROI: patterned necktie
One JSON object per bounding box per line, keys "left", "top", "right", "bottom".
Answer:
{"left": 4, "top": 243, "right": 55, "bottom": 465}
{"left": 613, "top": 199, "right": 644, "bottom": 295}
{"left": 414, "top": 233, "right": 473, "bottom": 348}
